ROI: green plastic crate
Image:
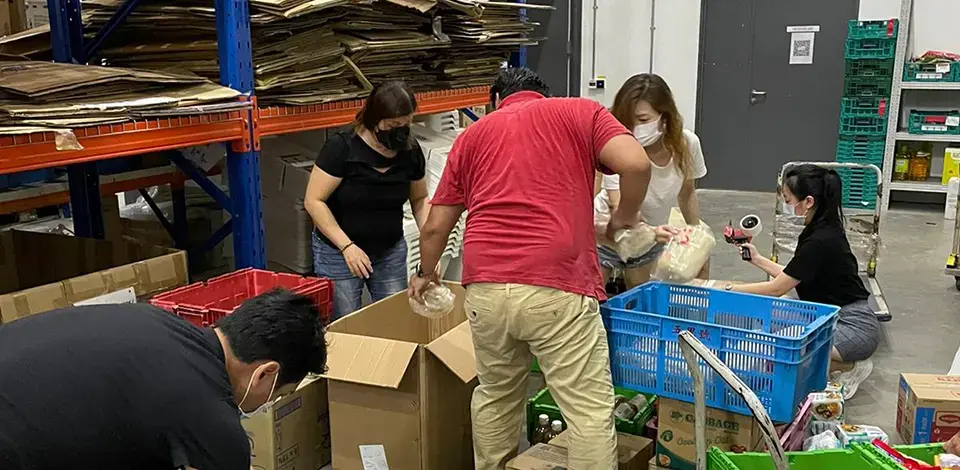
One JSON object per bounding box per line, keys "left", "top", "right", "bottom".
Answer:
{"left": 846, "top": 38, "right": 896, "bottom": 59}
{"left": 907, "top": 110, "right": 960, "bottom": 135}
{"left": 706, "top": 443, "right": 898, "bottom": 470}
{"left": 526, "top": 386, "right": 656, "bottom": 443}
{"left": 836, "top": 135, "right": 886, "bottom": 165}
{"left": 840, "top": 97, "right": 888, "bottom": 117}
{"left": 845, "top": 59, "right": 895, "bottom": 79}
{"left": 904, "top": 61, "right": 960, "bottom": 82}
{"left": 843, "top": 76, "right": 893, "bottom": 98}
{"left": 838, "top": 167, "right": 879, "bottom": 210}
{"left": 839, "top": 115, "right": 888, "bottom": 136}
{"left": 847, "top": 19, "right": 899, "bottom": 40}
{"left": 531, "top": 357, "right": 541, "bottom": 373}
{"left": 887, "top": 443, "right": 944, "bottom": 465}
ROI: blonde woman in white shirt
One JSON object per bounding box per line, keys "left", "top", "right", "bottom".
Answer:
{"left": 595, "top": 73, "right": 708, "bottom": 287}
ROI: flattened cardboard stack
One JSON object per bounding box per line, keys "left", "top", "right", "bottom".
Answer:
{"left": 0, "top": 61, "right": 242, "bottom": 132}
{"left": 1, "top": 0, "right": 547, "bottom": 104}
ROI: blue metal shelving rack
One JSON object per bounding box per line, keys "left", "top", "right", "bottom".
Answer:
{"left": 30, "top": 0, "right": 517, "bottom": 270}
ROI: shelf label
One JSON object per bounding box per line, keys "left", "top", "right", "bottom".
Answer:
{"left": 917, "top": 72, "right": 943, "bottom": 80}
{"left": 922, "top": 125, "right": 949, "bottom": 132}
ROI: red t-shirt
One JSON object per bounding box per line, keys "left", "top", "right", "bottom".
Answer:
{"left": 431, "top": 91, "right": 630, "bottom": 299}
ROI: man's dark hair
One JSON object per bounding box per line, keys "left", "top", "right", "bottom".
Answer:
{"left": 217, "top": 289, "right": 326, "bottom": 386}
{"left": 489, "top": 67, "right": 550, "bottom": 105}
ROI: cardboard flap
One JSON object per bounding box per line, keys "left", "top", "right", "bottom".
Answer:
{"left": 425, "top": 322, "right": 477, "bottom": 383}
{"left": 323, "top": 332, "right": 418, "bottom": 389}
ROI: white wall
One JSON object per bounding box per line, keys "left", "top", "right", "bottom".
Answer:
{"left": 579, "top": 0, "right": 960, "bottom": 134}
{"left": 580, "top": 0, "right": 702, "bottom": 130}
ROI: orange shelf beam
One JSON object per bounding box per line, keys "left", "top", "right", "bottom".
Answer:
{"left": 258, "top": 86, "right": 489, "bottom": 137}
{"left": 0, "top": 110, "right": 248, "bottom": 175}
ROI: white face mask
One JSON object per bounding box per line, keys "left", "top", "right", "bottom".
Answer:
{"left": 237, "top": 364, "right": 279, "bottom": 418}
{"left": 633, "top": 116, "right": 663, "bottom": 146}
{"left": 782, "top": 199, "right": 808, "bottom": 218}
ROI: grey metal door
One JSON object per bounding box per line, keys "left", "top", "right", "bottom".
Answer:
{"left": 526, "top": 0, "right": 581, "bottom": 97}
{"left": 697, "top": 0, "right": 859, "bottom": 191}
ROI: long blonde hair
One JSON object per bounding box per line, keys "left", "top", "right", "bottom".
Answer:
{"left": 610, "top": 73, "right": 691, "bottom": 177}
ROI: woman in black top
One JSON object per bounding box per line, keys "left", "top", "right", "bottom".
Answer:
{"left": 728, "top": 165, "right": 880, "bottom": 399}
{"left": 304, "top": 81, "right": 428, "bottom": 320}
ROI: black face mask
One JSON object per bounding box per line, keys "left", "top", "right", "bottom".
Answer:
{"left": 376, "top": 126, "right": 410, "bottom": 150}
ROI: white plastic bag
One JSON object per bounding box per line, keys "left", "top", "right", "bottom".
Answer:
{"left": 408, "top": 283, "right": 456, "bottom": 319}
{"left": 614, "top": 224, "right": 658, "bottom": 262}
{"left": 803, "top": 430, "right": 842, "bottom": 451}
{"left": 651, "top": 223, "right": 716, "bottom": 283}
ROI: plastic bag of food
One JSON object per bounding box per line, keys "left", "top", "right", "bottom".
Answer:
{"left": 803, "top": 430, "right": 842, "bottom": 451}
{"left": 408, "top": 283, "right": 456, "bottom": 319}
{"left": 614, "top": 224, "right": 658, "bottom": 262}
{"left": 651, "top": 223, "right": 716, "bottom": 283}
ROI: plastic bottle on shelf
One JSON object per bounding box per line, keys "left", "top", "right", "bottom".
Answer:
{"left": 893, "top": 143, "right": 911, "bottom": 181}
{"left": 909, "top": 143, "right": 933, "bottom": 181}
{"left": 531, "top": 414, "right": 550, "bottom": 445}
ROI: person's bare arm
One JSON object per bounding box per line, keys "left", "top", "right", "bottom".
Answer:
{"left": 303, "top": 167, "right": 348, "bottom": 248}
{"left": 730, "top": 272, "right": 799, "bottom": 297}
{"left": 607, "top": 189, "right": 621, "bottom": 213}
{"left": 599, "top": 134, "right": 651, "bottom": 237}
{"left": 410, "top": 178, "right": 430, "bottom": 229}
{"left": 678, "top": 179, "right": 701, "bottom": 225}
{"left": 417, "top": 204, "right": 464, "bottom": 276}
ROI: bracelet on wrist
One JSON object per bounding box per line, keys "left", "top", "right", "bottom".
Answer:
{"left": 339, "top": 242, "right": 354, "bottom": 253}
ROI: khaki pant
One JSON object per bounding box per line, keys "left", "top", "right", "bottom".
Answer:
{"left": 465, "top": 283, "right": 618, "bottom": 470}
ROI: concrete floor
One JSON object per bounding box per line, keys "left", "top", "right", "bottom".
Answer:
{"left": 697, "top": 189, "right": 960, "bottom": 441}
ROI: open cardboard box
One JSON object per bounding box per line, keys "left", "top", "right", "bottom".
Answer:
{"left": 323, "top": 282, "right": 477, "bottom": 470}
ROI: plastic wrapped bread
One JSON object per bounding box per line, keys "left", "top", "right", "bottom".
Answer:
{"left": 408, "top": 283, "right": 456, "bottom": 319}
{"left": 614, "top": 224, "right": 658, "bottom": 262}
{"left": 651, "top": 223, "right": 716, "bottom": 283}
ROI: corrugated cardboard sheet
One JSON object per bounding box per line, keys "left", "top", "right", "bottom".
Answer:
{"left": 324, "top": 282, "right": 476, "bottom": 470}
{"left": 0, "top": 230, "right": 188, "bottom": 323}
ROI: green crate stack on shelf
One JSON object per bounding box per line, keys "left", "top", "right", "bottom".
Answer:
{"left": 836, "top": 19, "right": 898, "bottom": 210}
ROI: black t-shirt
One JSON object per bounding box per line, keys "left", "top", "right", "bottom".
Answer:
{"left": 314, "top": 131, "right": 426, "bottom": 258}
{"left": 0, "top": 304, "right": 249, "bottom": 470}
{"left": 783, "top": 220, "right": 870, "bottom": 306}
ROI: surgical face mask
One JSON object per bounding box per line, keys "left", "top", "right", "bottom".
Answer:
{"left": 376, "top": 125, "right": 410, "bottom": 150}
{"left": 237, "top": 365, "right": 279, "bottom": 418}
{"left": 782, "top": 199, "right": 808, "bottom": 218}
{"left": 633, "top": 117, "right": 663, "bottom": 147}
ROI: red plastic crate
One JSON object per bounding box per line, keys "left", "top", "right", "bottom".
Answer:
{"left": 150, "top": 268, "right": 332, "bottom": 326}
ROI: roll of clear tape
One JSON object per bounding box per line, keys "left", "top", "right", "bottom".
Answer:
{"left": 740, "top": 214, "right": 762, "bottom": 238}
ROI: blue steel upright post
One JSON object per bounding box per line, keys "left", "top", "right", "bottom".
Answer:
{"left": 508, "top": 0, "right": 528, "bottom": 68}
{"left": 47, "top": 0, "right": 105, "bottom": 239}
{"left": 214, "top": 0, "right": 266, "bottom": 268}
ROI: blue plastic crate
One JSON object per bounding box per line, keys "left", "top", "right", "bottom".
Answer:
{"left": 601, "top": 282, "right": 839, "bottom": 423}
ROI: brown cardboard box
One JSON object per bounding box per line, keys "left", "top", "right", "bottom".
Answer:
{"left": 323, "top": 283, "right": 477, "bottom": 470}
{"left": 506, "top": 444, "right": 568, "bottom": 470}
{"left": 655, "top": 398, "right": 762, "bottom": 470}
{"left": 549, "top": 430, "right": 653, "bottom": 470}
{"left": 259, "top": 149, "right": 315, "bottom": 275}
{"left": 243, "top": 375, "right": 330, "bottom": 470}
{"left": 897, "top": 373, "right": 960, "bottom": 444}
{"left": 0, "top": 230, "right": 188, "bottom": 323}
{"left": 0, "top": 0, "right": 11, "bottom": 36}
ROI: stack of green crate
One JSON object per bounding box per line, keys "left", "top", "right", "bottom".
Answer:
{"left": 836, "top": 19, "right": 898, "bottom": 210}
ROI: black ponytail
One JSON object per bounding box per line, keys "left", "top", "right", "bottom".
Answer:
{"left": 783, "top": 164, "right": 844, "bottom": 227}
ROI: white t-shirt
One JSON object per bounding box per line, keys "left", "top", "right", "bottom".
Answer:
{"left": 595, "top": 129, "right": 707, "bottom": 227}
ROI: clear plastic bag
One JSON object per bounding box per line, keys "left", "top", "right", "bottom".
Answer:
{"left": 651, "top": 223, "right": 716, "bottom": 283}
{"left": 408, "top": 283, "right": 456, "bottom": 319}
{"left": 773, "top": 213, "right": 881, "bottom": 272}
{"left": 613, "top": 224, "right": 658, "bottom": 262}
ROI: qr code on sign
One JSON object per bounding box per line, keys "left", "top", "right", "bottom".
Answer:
{"left": 793, "top": 39, "right": 812, "bottom": 58}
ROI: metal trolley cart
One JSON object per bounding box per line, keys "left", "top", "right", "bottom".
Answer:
{"left": 945, "top": 192, "right": 960, "bottom": 290}
{"left": 770, "top": 162, "right": 890, "bottom": 322}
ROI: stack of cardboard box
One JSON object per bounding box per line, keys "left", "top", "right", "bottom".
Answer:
{"left": 897, "top": 373, "right": 960, "bottom": 444}
{"left": 653, "top": 398, "right": 763, "bottom": 470}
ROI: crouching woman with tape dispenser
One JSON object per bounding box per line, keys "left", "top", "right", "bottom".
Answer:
{"left": 726, "top": 164, "right": 880, "bottom": 399}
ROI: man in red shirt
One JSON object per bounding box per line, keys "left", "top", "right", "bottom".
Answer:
{"left": 409, "top": 68, "right": 652, "bottom": 470}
